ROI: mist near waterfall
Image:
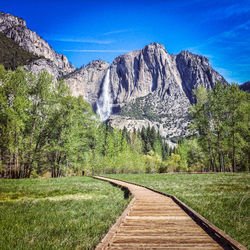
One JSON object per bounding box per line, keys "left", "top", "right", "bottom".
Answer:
{"left": 96, "top": 68, "right": 112, "bottom": 121}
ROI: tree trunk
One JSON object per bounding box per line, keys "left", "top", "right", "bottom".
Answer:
{"left": 232, "top": 130, "right": 236, "bottom": 172}
{"left": 9, "top": 153, "right": 13, "bottom": 178}
{"left": 15, "top": 138, "right": 19, "bottom": 178}
{"left": 65, "top": 160, "right": 68, "bottom": 177}
{"left": 208, "top": 141, "right": 215, "bottom": 171}
{"left": 219, "top": 153, "right": 224, "bottom": 172}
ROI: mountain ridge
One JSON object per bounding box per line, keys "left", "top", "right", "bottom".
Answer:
{"left": 64, "top": 42, "right": 226, "bottom": 140}
{"left": 0, "top": 12, "right": 229, "bottom": 141}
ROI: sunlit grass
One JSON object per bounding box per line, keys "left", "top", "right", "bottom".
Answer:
{"left": 0, "top": 176, "right": 130, "bottom": 249}
{"left": 106, "top": 173, "right": 250, "bottom": 248}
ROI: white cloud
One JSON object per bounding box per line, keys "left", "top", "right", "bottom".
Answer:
{"left": 63, "top": 49, "right": 130, "bottom": 53}
{"left": 47, "top": 38, "right": 112, "bottom": 44}
{"left": 102, "top": 29, "right": 130, "bottom": 36}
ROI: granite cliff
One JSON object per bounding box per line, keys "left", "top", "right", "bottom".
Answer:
{"left": 66, "top": 43, "right": 226, "bottom": 140}
{"left": 65, "top": 60, "right": 109, "bottom": 107}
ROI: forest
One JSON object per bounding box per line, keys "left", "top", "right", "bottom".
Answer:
{"left": 0, "top": 66, "right": 249, "bottom": 178}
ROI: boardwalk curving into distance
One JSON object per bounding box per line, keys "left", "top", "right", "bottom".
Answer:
{"left": 94, "top": 176, "right": 246, "bottom": 250}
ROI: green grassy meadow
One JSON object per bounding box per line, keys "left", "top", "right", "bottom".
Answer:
{"left": 106, "top": 173, "right": 250, "bottom": 248}
{"left": 0, "top": 177, "right": 130, "bottom": 250}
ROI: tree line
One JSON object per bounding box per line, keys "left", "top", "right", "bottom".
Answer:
{"left": 86, "top": 125, "right": 171, "bottom": 175}
{"left": 0, "top": 66, "right": 249, "bottom": 178}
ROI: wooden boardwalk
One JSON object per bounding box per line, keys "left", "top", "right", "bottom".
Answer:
{"left": 94, "top": 176, "right": 246, "bottom": 250}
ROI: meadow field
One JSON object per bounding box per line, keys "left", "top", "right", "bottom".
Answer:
{"left": 0, "top": 176, "right": 130, "bottom": 249}
{"left": 106, "top": 173, "right": 250, "bottom": 248}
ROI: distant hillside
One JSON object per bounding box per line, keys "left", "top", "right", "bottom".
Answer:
{"left": 239, "top": 81, "right": 250, "bottom": 93}
{"left": 0, "top": 32, "right": 40, "bottom": 70}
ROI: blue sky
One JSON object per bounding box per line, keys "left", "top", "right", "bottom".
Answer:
{"left": 1, "top": 0, "right": 250, "bottom": 83}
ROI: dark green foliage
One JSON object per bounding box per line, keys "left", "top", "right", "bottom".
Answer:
{"left": 162, "top": 141, "right": 170, "bottom": 161}
{"left": 138, "top": 126, "right": 169, "bottom": 159}
{"left": 189, "top": 82, "right": 250, "bottom": 172}
{"left": 0, "top": 33, "right": 41, "bottom": 70}
{"left": 68, "top": 120, "right": 170, "bottom": 175}
{"left": 170, "top": 136, "right": 182, "bottom": 144}
{"left": 0, "top": 66, "right": 94, "bottom": 178}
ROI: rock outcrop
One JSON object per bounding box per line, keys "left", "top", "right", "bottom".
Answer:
{"left": 176, "top": 51, "right": 226, "bottom": 103}
{"left": 107, "top": 43, "right": 226, "bottom": 106}
{"left": 0, "top": 12, "right": 75, "bottom": 78}
{"left": 109, "top": 43, "right": 184, "bottom": 104}
{"left": 65, "top": 60, "right": 109, "bottom": 108}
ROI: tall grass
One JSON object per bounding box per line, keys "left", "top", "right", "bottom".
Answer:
{"left": 0, "top": 177, "right": 130, "bottom": 249}
{"left": 107, "top": 173, "right": 250, "bottom": 248}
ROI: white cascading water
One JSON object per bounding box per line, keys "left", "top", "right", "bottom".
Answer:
{"left": 96, "top": 68, "right": 112, "bottom": 121}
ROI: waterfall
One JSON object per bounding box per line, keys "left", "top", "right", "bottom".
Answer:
{"left": 96, "top": 68, "right": 112, "bottom": 121}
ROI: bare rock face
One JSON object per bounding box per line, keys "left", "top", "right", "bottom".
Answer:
{"left": 108, "top": 43, "right": 226, "bottom": 106}
{"left": 0, "top": 12, "right": 75, "bottom": 78}
{"left": 110, "top": 43, "right": 184, "bottom": 105}
{"left": 65, "top": 60, "right": 109, "bottom": 107}
{"left": 24, "top": 58, "right": 62, "bottom": 79}
{"left": 176, "top": 51, "right": 226, "bottom": 103}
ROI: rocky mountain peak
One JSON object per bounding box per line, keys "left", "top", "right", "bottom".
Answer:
{"left": 178, "top": 50, "right": 210, "bottom": 66}
{"left": 0, "top": 12, "right": 26, "bottom": 28}
{"left": 66, "top": 42, "right": 226, "bottom": 140}
{"left": 142, "top": 42, "right": 170, "bottom": 64}
{"left": 0, "top": 12, "right": 75, "bottom": 78}
{"left": 109, "top": 42, "right": 183, "bottom": 106}
{"left": 176, "top": 50, "right": 226, "bottom": 103}
{"left": 143, "top": 42, "right": 166, "bottom": 52}
{"left": 86, "top": 60, "right": 109, "bottom": 70}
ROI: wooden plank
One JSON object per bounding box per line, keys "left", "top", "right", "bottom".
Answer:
{"left": 93, "top": 176, "right": 247, "bottom": 250}
{"left": 95, "top": 195, "right": 136, "bottom": 249}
